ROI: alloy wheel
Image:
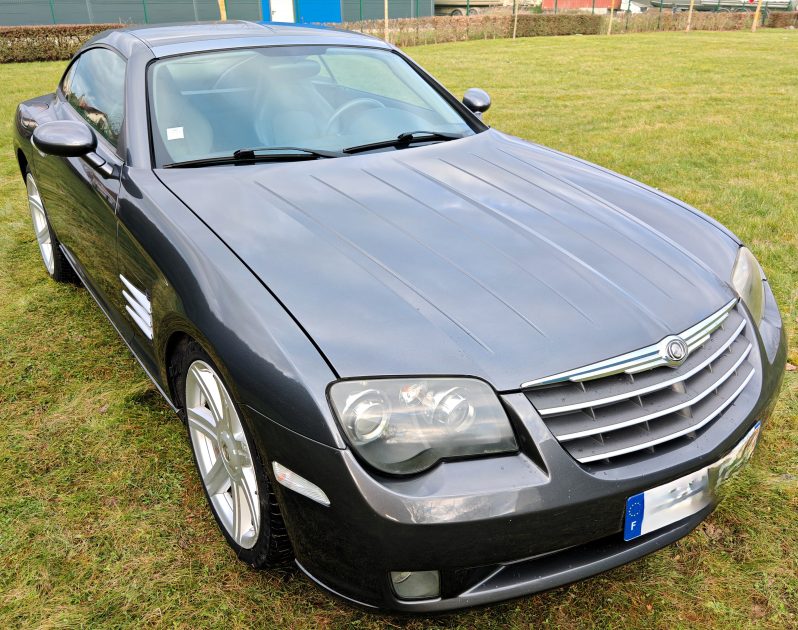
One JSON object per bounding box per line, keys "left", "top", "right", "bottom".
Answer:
{"left": 27, "top": 174, "right": 54, "bottom": 275}
{"left": 185, "top": 360, "right": 260, "bottom": 549}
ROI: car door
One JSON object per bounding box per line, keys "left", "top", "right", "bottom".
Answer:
{"left": 36, "top": 47, "right": 126, "bottom": 310}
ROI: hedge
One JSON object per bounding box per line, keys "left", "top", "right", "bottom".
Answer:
{"left": 765, "top": 11, "right": 798, "bottom": 27}
{"left": 0, "top": 23, "right": 120, "bottom": 63}
{"left": 1, "top": 12, "right": 792, "bottom": 63}
{"left": 604, "top": 11, "right": 757, "bottom": 34}
{"left": 0, "top": 15, "right": 603, "bottom": 62}
{"left": 328, "top": 14, "right": 603, "bottom": 47}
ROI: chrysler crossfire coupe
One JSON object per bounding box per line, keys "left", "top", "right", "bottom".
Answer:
{"left": 13, "top": 22, "right": 786, "bottom": 612}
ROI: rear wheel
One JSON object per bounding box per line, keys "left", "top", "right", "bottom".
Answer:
{"left": 174, "top": 341, "right": 292, "bottom": 567}
{"left": 26, "top": 171, "right": 78, "bottom": 284}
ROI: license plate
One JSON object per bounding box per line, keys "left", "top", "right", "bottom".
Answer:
{"left": 624, "top": 421, "right": 761, "bottom": 541}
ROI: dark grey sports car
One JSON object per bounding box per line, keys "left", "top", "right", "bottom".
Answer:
{"left": 13, "top": 21, "right": 786, "bottom": 613}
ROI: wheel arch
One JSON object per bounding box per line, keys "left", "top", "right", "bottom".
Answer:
{"left": 159, "top": 321, "right": 260, "bottom": 413}
{"left": 159, "top": 324, "right": 230, "bottom": 410}
{"left": 163, "top": 329, "right": 193, "bottom": 407}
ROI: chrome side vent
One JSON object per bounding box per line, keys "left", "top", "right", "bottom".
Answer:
{"left": 120, "top": 275, "right": 153, "bottom": 340}
{"left": 524, "top": 301, "right": 755, "bottom": 467}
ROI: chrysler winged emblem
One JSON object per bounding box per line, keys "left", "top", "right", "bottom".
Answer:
{"left": 659, "top": 335, "right": 689, "bottom": 367}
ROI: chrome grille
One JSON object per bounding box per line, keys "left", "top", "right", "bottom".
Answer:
{"left": 524, "top": 300, "right": 755, "bottom": 465}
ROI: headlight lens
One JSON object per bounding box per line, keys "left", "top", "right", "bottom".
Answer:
{"left": 329, "top": 378, "right": 517, "bottom": 475}
{"left": 731, "top": 246, "right": 765, "bottom": 326}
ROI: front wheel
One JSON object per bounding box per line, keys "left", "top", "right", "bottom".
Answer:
{"left": 174, "top": 341, "right": 292, "bottom": 567}
{"left": 26, "top": 171, "right": 78, "bottom": 284}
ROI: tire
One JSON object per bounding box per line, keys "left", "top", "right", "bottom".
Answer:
{"left": 26, "top": 171, "right": 79, "bottom": 284}
{"left": 451, "top": 8, "right": 465, "bottom": 15}
{"left": 172, "top": 339, "right": 292, "bottom": 568}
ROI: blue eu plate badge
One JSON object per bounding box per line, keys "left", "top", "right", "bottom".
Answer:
{"left": 624, "top": 493, "right": 645, "bottom": 540}
{"left": 623, "top": 421, "right": 761, "bottom": 542}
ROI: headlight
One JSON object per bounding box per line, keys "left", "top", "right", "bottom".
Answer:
{"left": 329, "top": 378, "right": 517, "bottom": 475}
{"left": 731, "top": 246, "right": 765, "bottom": 326}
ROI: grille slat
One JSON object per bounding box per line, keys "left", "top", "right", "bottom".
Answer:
{"left": 533, "top": 311, "right": 746, "bottom": 416}
{"left": 567, "top": 369, "right": 754, "bottom": 463}
{"left": 550, "top": 341, "right": 752, "bottom": 442}
{"left": 524, "top": 302, "right": 755, "bottom": 467}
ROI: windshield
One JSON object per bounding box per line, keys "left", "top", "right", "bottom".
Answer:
{"left": 148, "top": 45, "right": 476, "bottom": 166}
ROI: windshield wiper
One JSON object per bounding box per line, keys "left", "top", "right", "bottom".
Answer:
{"left": 163, "top": 146, "right": 344, "bottom": 168}
{"left": 343, "top": 131, "right": 464, "bottom": 155}
{"left": 233, "top": 146, "right": 344, "bottom": 159}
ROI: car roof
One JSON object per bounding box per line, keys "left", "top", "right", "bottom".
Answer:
{"left": 92, "top": 21, "right": 387, "bottom": 58}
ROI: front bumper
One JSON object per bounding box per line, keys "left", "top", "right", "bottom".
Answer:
{"left": 248, "top": 289, "right": 786, "bottom": 613}
{"left": 298, "top": 503, "right": 715, "bottom": 612}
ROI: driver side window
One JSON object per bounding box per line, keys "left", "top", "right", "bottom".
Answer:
{"left": 63, "top": 48, "right": 126, "bottom": 148}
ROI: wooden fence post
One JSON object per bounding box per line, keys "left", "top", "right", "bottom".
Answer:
{"left": 686, "top": 0, "right": 696, "bottom": 31}
{"left": 751, "top": 0, "right": 765, "bottom": 31}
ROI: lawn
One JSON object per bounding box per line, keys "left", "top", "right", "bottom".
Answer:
{"left": 1, "top": 30, "right": 796, "bottom": 629}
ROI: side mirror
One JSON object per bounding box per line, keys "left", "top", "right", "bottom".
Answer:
{"left": 463, "top": 88, "right": 491, "bottom": 116}
{"left": 32, "top": 120, "right": 97, "bottom": 157}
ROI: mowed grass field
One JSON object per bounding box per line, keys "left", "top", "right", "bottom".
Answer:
{"left": 1, "top": 30, "right": 796, "bottom": 629}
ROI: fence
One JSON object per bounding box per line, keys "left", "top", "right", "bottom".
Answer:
{"left": 0, "top": 0, "right": 260, "bottom": 25}
{"left": 0, "top": 0, "right": 435, "bottom": 25}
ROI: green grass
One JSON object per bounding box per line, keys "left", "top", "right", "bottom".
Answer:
{"left": 1, "top": 30, "right": 796, "bottom": 629}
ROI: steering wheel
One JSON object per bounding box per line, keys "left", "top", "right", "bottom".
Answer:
{"left": 325, "top": 98, "right": 385, "bottom": 135}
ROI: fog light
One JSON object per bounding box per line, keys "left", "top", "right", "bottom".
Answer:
{"left": 390, "top": 570, "right": 440, "bottom": 600}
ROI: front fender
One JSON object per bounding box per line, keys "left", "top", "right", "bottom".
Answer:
{"left": 118, "top": 167, "right": 344, "bottom": 448}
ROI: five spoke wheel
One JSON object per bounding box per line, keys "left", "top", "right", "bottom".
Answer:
{"left": 185, "top": 360, "right": 261, "bottom": 549}
{"left": 27, "top": 173, "right": 54, "bottom": 276}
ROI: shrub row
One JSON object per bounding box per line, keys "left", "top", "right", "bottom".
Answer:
{"left": 0, "top": 15, "right": 602, "bottom": 62}
{"left": 329, "top": 14, "right": 602, "bottom": 47}
{"left": 0, "top": 23, "right": 119, "bottom": 63}
{"left": 602, "top": 11, "right": 756, "bottom": 34}
{"left": 1, "top": 11, "right": 793, "bottom": 63}
{"left": 331, "top": 9, "right": 779, "bottom": 46}
{"left": 766, "top": 10, "right": 798, "bottom": 27}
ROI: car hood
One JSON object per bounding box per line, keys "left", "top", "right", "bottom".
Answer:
{"left": 157, "top": 130, "right": 738, "bottom": 391}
